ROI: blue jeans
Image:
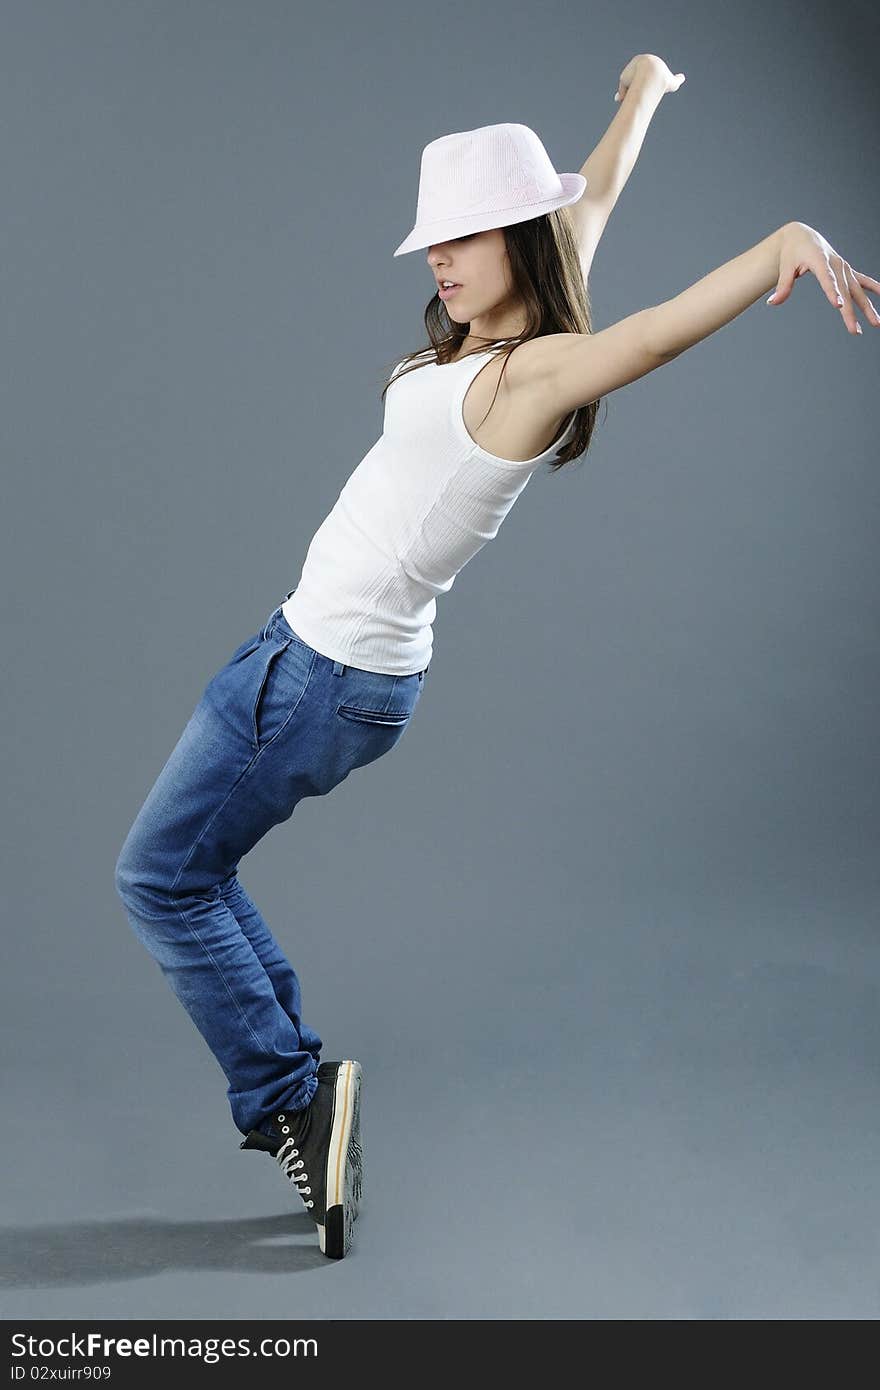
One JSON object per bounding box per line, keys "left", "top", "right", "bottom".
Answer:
{"left": 114, "top": 595, "right": 427, "bottom": 1135}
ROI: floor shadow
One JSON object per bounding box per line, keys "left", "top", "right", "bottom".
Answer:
{"left": 0, "top": 1212, "right": 330, "bottom": 1287}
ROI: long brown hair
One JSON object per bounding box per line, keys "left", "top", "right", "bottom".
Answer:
{"left": 380, "top": 206, "right": 604, "bottom": 472}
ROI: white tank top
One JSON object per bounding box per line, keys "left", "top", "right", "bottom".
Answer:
{"left": 282, "top": 346, "right": 577, "bottom": 675}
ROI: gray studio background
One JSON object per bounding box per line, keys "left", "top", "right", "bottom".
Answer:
{"left": 2, "top": 1, "right": 878, "bottom": 1320}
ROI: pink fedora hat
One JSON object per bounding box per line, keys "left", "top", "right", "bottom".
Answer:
{"left": 393, "top": 122, "right": 587, "bottom": 258}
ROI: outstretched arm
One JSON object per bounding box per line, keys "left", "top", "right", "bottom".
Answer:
{"left": 569, "top": 53, "right": 685, "bottom": 279}
{"left": 514, "top": 222, "right": 878, "bottom": 415}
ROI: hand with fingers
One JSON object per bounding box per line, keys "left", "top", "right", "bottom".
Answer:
{"left": 767, "top": 221, "right": 880, "bottom": 336}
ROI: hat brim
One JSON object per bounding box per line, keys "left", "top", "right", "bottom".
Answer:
{"left": 392, "top": 172, "right": 587, "bottom": 257}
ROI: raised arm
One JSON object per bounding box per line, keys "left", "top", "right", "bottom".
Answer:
{"left": 511, "top": 222, "right": 878, "bottom": 416}
{"left": 568, "top": 53, "right": 685, "bottom": 278}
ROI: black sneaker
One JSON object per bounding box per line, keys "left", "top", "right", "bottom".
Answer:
{"left": 239, "top": 1059, "right": 363, "bottom": 1259}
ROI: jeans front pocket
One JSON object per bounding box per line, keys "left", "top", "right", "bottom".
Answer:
{"left": 228, "top": 633, "right": 263, "bottom": 666}
{"left": 251, "top": 636, "right": 297, "bottom": 750}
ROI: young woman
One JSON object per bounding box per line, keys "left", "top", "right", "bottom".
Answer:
{"left": 114, "top": 56, "right": 877, "bottom": 1262}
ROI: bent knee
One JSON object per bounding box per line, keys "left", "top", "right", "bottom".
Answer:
{"left": 114, "top": 834, "right": 167, "bottom": 917}
{"left": 115, "top": 848, "right": 147, "bottom": 913}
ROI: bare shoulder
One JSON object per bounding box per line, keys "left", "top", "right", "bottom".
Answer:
{"left": 504, "top": 315, "right": 667, "bottom": 415}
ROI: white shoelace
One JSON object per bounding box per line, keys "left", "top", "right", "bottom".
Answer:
{"left": 275, "top": 1134, "right": 313, "bottom": 1208}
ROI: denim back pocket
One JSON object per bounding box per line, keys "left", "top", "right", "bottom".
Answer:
{"left": 336, "top": 703, "right": 411, "bottom": 727}
{"left": 331, "top": 671, "right": 423, "bottom": 773}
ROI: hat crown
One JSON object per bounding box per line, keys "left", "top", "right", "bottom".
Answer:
{"left": 417, "top": 123, "right": 562, "bottom": 223}
{"left": 392, "top": 122, "right": 586, "bottom": 257}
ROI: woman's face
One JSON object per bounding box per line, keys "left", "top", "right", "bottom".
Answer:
{"left": 426, "top": 228, "right": 517, "bottom": 326}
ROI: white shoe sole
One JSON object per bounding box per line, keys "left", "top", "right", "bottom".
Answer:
{"left": 316, "top": 1059, "right": 362, "bottom": 1259}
